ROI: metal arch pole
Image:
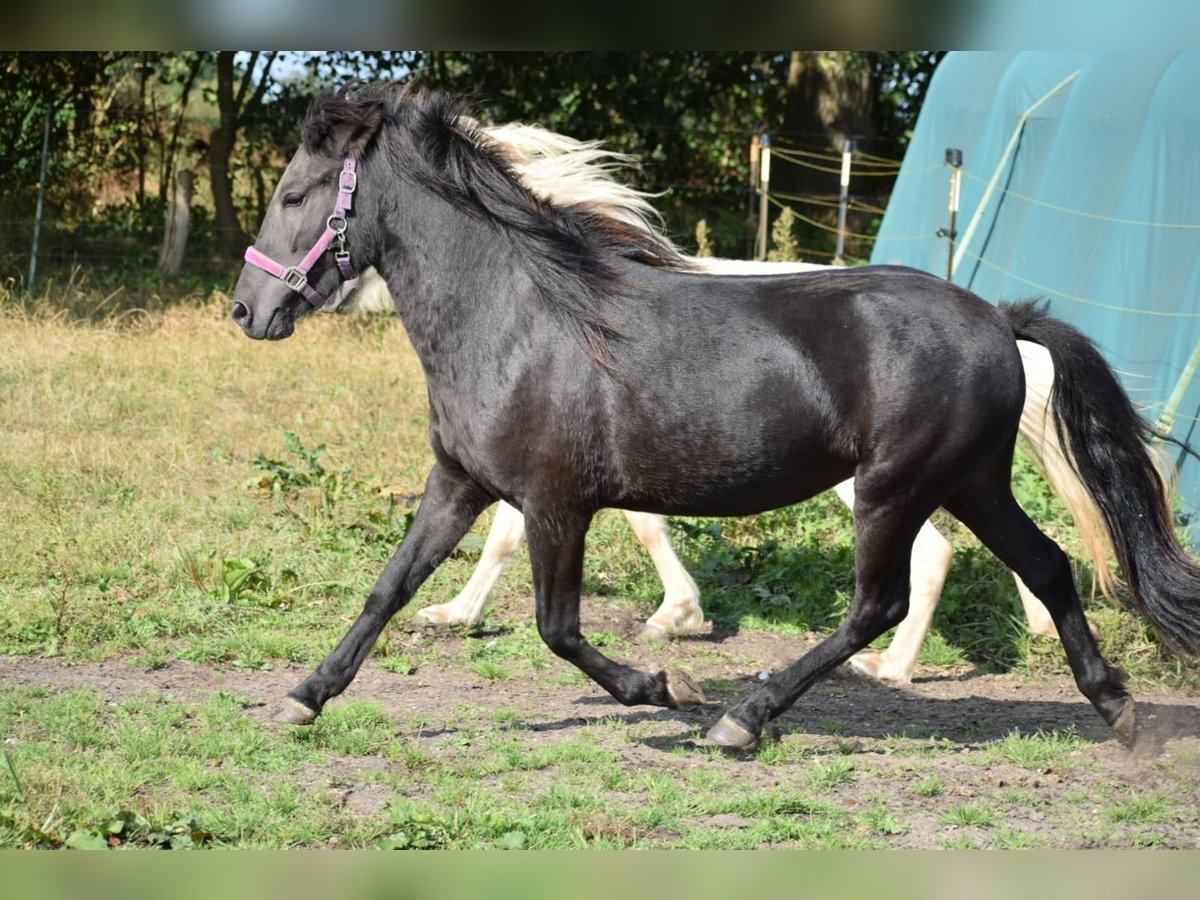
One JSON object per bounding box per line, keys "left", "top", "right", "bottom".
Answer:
{"left": 950, "top": 70, "right": 1081, "bottom": 280}
{"left": 1155, "top": 337, "right": 1200, "bottom": 442}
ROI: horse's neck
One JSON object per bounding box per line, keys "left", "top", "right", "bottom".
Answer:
{"left": 374, "top": 213, "right": 534, "bottom": 383}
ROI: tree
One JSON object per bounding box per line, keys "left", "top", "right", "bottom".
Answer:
{"left": 777, "top": 51, "right": 943, "bottom": 195}
{"left": 411, "top": 52, "right": 793, "bottom": 255}
{"left": 0, "top": 52, "right": 945, "bottom": 281}
{"left": 208, "top": 51, "right": 278, "bottom": 257}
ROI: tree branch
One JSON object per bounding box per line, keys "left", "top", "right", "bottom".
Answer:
{"left": 247, "top": 51, "right": 279, "bottom": 111}
{"left": 233, "top": 51, "right": 259, "bottom": 114}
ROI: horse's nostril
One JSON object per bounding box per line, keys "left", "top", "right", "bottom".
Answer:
{"left": 231, "top": 300, "right": 250, "bottom": 324}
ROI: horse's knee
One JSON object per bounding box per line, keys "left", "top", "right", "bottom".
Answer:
{"left": 880, "top": 594, "right": 910, "bottom": 630}
{"left": 536, "top": 619, "right": 582, "bottom": 660}
{"left": 845, "top": 590, "right": 909, "bottom": 642}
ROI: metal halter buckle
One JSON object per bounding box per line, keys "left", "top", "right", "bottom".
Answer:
{"left": 283, "top": 267, "right": 308, "bottom": 291}
{"left": 339, "top": 170, "right": 358, "bottom": 193}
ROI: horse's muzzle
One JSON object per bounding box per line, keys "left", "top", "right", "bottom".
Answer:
{"left": 231, "top": 299, "right": 295, "bottom": 341}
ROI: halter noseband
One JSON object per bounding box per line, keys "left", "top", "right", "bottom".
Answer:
{"left": 243, "top": 155, "right": 359, "bottom": 308}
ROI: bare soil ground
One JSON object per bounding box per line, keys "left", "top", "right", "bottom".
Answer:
{"left": 3, "top": 599, "right": 1198, "bottom": 849}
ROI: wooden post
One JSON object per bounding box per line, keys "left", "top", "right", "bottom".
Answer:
{"left": 746, "top": 132, "right": 760, "bottom": 258}
{"left": 158, "top": 169, "right": 193, "bottom": 277}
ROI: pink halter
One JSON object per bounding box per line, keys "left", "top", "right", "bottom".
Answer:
{"left": 244, "top": 156, "right": 359, "bottom": 308}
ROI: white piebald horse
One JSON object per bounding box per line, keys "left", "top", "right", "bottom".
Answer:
{"left": 333, "top": 120, "right": 1133, "bottom": 683}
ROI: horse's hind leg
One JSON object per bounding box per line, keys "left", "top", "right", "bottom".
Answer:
{"left": 849, "top": 511, "right": 953, "bottom": 684}
{"left": 624, "top": 511, "right": 705, "bottom": 640}
{"left": 709, "top": 494, "right": 926, "bottom": 750}
{"left": 415, "top": 500, "right": 525, "bottom": 627}
{"left": 526, "top": 509, "right": 709, "bottom": 710}
{"left": 943, "top": 471, "right": 1135, "bottom": 743}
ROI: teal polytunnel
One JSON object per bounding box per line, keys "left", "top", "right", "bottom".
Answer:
{"left": 871, "top": 51, "right": 1200, "bottom": 536}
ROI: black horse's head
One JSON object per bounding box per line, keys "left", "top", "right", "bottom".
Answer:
{"left": 232, "top": 87, "right": 387, "bottom": 340}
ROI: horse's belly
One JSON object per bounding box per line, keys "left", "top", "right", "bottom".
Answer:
{"left": 621, "top": 470, "right": 849, "bottom": 517}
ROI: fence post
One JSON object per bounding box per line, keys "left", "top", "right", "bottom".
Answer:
{"left": 937, "top": 147, "right": 963, "bottom": 281}
{"left": 27, "top": 103, "right": 52, "bottom": 294}
{"left": 833, "top": 139, "right": 854, "bottom": 265}
{"left": 755, "top": 132, "right": 771, "bottom": 261}
{"left": 746, "top": 132, "right": 760, "bottom": 258}
{"left": 158, "top": 169, "right": 194, "bottom": 277}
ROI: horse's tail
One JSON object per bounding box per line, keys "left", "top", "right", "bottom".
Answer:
{"left": 1015, "top": 339, "right": 1177, "bottom": 603}
{"left": 1002, "top": 299, "right": 1200, "bottom": 655}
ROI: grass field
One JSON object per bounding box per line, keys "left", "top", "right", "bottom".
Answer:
{"left": 1, "top": 287, "right": 1197, "bottom": 849}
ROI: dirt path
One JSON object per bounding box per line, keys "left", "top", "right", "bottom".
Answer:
{"left": 3, "top": 605, "right": 1198, "bottom": 849}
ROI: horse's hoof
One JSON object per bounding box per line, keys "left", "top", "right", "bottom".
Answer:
{"left": 1112, "top": 699, "right": 1137, "bottom": 747}
{"left": 639, "top": 623, "right": 671, "bottom": 643}
{"left": 272, "top": 697, "right": 318, "bottom": 725}
{"left": 706, "top": 713, "right": 760, "bottom": 752}
{"left": 639, "top": 614, "right": 709, "bottom": 643}
{"left": 414, "top": 605, "right": 463, "bottom": 627}
{"left": 665, "top": 669, "right": 712, "bottom": 707}
{"left": 847, "top": 651, "right": 914, "bottom": 685}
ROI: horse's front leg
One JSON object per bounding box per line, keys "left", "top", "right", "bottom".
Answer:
{"left": 274, "top": 464, "right": 493, "bottom": 724}
{"left": 415, "top": 500, "right": 526, "bottom": 627}
{"left": 527, "top": 510, "right": 709, "bottom": 710}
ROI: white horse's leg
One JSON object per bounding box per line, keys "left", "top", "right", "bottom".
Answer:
{"left": 1015, "top": 574, "right": 1059, "bottom": 637}
{"left": 626, "top": 511, "right": 706, "bottom": 639}
{"left": 831, "top": 479, "right": 953, "bottom": 684}
{"left": 414, "top": 501, "right": 526, "bottom": 627}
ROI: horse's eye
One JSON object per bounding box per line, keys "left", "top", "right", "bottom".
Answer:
{"left": 282, "top": 193, "right": 304, "bottom": 208}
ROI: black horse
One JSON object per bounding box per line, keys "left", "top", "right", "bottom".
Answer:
{"left": 231, "top": 83, "right": 1199, "bottom": 751}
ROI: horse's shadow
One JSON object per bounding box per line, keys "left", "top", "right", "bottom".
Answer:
{"left": 539, "top": 674, "right": 1200, "bottom": 755}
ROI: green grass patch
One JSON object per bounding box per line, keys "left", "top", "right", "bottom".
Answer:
{"left": 3, "top": 291, "right": 1199, "bottom": 850}
{"left": 940, "top": 803, "right": 996, "bottom": 828}
{"left": 981, "top": 727, "right": 1084, "bottom": 770}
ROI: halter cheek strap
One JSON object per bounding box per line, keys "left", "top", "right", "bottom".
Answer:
{"left": 243, "top": 155, "right": 359, "bottom": 308}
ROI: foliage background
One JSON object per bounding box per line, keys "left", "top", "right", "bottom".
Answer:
{"left": 0, "top": 51, "right": 943, "bottom": 296}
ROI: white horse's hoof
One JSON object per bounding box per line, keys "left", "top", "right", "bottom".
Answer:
{"left": 639, "top": 610, "right": 709, "bottom": 642}
{"left": 414, "top": 604, "right": 473, "bottom": 628}
{"left": 847, "top": 651, "right": 914, "bottom": 685}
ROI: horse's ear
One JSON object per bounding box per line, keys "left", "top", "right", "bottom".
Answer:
{"left": 332, "top": 116, "right": 383, "bottom": 159}
{"left": 301, "top": 91, "right": 385, "bottom": 160}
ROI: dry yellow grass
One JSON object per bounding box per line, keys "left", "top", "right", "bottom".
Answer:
{"left": 0, "top": 295, "right": 466, "bottom": 659}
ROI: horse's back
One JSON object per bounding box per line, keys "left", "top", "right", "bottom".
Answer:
{"left": 600, "top": 264, "right": 1024, "bottom": 514}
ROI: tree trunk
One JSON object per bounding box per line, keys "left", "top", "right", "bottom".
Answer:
{"left": 209, "top": 53, "right": 246, "bottom": 258}
{"left": 778, "top": 51, "right": 875, "bottom": 198}
{"left": 160, "top": 52, "right": 204, "bottom": 207}
{"left": 158, "top": 169, "right": 193, "bottom": 277}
